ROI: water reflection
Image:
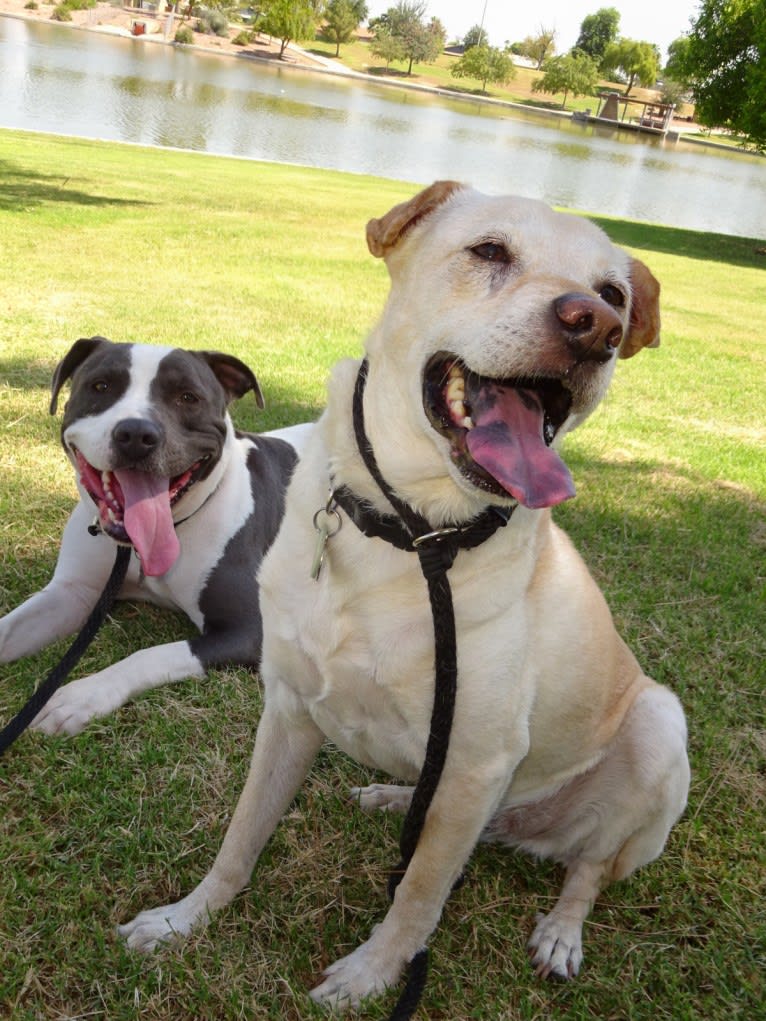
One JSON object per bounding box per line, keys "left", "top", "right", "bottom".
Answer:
{"left": 1, "top": 16, "right": 764, "bottom": 238}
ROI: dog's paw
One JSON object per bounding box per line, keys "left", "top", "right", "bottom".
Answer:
{"left": 310, "top": 937, "right": 404, "bottom": 1010}
{"left": 527, "top": 911, "right": 584, "bottom": 980}
{"left": 31, "top": 678, "right": 114, "bottom": 736}
{"left": 117, "top": 899, "right": 201, "bottom": 953}
{"left": 349, "top": 783, "right": 414, "bottom": 815}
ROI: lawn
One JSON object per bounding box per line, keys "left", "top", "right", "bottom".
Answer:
{"left": 0, "top": 129, "right": 764, "bottom": 1021}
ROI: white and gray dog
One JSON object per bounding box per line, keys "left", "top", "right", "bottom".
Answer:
{"left": 0, "top": 337, "right": 311, "bottom": 735}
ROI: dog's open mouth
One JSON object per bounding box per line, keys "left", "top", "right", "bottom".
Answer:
{"left": 423, "top": 354, "right": 575, "bottom": 508}
{"left": 73, "top": 450, "right": 209, "bottom": 576}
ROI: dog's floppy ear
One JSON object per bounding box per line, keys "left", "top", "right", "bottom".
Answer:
{"left": 196, "top": 351, "right": 265, "bottom": 409}
{"left": 50, "top": 336, "right": 110, "bottom": 414}
{"left": 366, "top": 180, "right": 464, "bottom": 259}
{"left": 620, "top": 257, "right": 661, "bottom": 359}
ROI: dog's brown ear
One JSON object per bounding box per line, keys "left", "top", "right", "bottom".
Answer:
{"left": 50, "top": 336, "right": 110, "bottom": 414}
{"left": 366, "top": 181, "right": 464, "bottom": 259}
{"left": 620, "top": 257, "right": 661, "bottom": 359}
{"left": 196, "top": 351, "right": 265, "bottom": 409}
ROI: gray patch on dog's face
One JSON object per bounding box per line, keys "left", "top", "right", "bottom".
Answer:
{"left": 61, "top": 343, "right": 133, "bottom": 432}
{"left": 143, "top": 350, "right": 230, "bottom": 480}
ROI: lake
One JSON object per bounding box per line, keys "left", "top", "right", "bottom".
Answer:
{"left": 1, "top": 15, "right": 765, "bottom": 239}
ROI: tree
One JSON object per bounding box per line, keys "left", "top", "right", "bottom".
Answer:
{"left": 664, "top": 35, "right": 691, "bottom": 83}
{"left": 601, "top": 38, "right": 660, "bottom": 94}
{"left": 451, "top": 44, "right": 516, "bottom": 93}
{"left": 260, "top": 0, "right": 325, "bottom": 57}
{"left": 531, "top": 50, "right": 599, "bottom": 108}
{"left": 517, "top": 26, "right": 556, "bottom": 69}
{"left": 369, "top": 2, "right": 445, "bottom": 75}
{"left": 675, "top": 0, "right": 766, "bottom": 149}
{"left": 369, "top": 25, "right": 405, "bottom": 67}
{"left": 574, "top": 7, "right": 620, "bottom": 68}
{"left": 319, "top": 0, "right": 368, "bottom": 56}
{"left": 463, "top": 23, "right": 489, "bottom": 50}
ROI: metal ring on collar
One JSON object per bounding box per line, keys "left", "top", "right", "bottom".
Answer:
{"left": 411, "top": 527, "right": 460, "bottom": 548}
{"left": 312, "top": 504, "right": 343, "bottom": 538}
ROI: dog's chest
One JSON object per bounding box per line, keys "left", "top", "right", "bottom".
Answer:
{"left": 264, "top": 524, "right": 530, "bottom": 781}
{"left": 308, "top": 568, "right": 440, "bottom": 775}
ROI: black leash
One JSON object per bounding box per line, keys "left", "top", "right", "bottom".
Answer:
{"left": 336, "top": 359, "right": 513, "bottom": 1020}
{"left": 0, "top": 544, "right": 131, "bottom": 756}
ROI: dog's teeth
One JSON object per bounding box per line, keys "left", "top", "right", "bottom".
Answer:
{"left": 463, "top": 416, "right": 474, "bottom": 430}
{"left": 107, "top": 508, "right": 117, "bottom": 524}
{"left": 447, "top": 363, "right": 463, "bottom": 380}
{"left": 449, "top": 398, "right": 467, "bottom": 421}
{"left": 446, "top": 377, "right": 465, "bottom": 402}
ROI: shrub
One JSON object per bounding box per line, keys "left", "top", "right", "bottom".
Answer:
{"left": 174, "top": 25, "right": 194, "bottom": 44}
{"left": 195, "top": 9, "right": 228, "bottom": 37}
{"left": 232, "top": 29, "right": 255, "bottom": 45}
{"left": 49, "top": 0, "right": 96, "bottom": 12}
{"left": 24, "top": 1, "right": 39, "bottom": 10}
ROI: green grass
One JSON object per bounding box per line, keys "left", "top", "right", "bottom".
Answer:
{"left": 691, "top": 129, "right": 764, "bottom": 152}
{"left": 0, "top": 128, "right": 764, "bottom": 1021}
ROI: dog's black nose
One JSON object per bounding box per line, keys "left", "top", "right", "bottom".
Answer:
{"left": 555, "top": 293, "right": 623, "bottom": 363}
{"left": 112, "top": 418, "right": 162, "bottom": 462}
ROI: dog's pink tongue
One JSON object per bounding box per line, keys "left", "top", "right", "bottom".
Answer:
{"left": 465, "top": 385, "right": 575, "bottom": 508}
{"left": 114, "top": 469, "right": 180, "bottom": 576}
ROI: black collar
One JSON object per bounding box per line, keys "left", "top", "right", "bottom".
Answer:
{"left": 332, "top": 483, "right": 512, "bottom": 555}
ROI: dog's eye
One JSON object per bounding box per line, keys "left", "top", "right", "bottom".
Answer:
{"left": 470, "top": 242, "right": 510, "bottom": 264}
{"left": 599, "top": 283, "right": 626, "bottom": 308}
{"left": 92, "top": 380, "right": 109, "bottom": 394}
{"left": 179, "top": 391, "right": 199, "bottom": 405}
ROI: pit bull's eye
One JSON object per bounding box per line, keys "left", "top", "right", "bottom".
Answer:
{"left": 93, "top": 380, "right": 109, "bottom": 393}
{"left": 179, "top": 391, "right": 199, "bottom": 404}
{"left": 599, "top": 284, "right": 625, "bottom": 308}
{"left": 470, "top": 242, "right": 510, "bottom": 264}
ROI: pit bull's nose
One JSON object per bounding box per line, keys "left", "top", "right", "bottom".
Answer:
{"left": 555, "top": 292, "right": 623, "bottom": 363}
{"left": 112, "top": 418, "right": 162, "bottom": 462}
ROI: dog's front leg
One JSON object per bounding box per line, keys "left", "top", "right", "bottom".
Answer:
{"left": 0, "top": 582, "right": 98, "bottom": 664}
{"left": 0, "top": 505, "right": 116, "bottom": 663}
{"left": 30, "top": 641, "right": 206, "bottom": 735}
{"left": 310, "top": 758, "right": 513, "bottom": 1009}
{"left": 119, "top": 692, "right": 324, "bottom": 952}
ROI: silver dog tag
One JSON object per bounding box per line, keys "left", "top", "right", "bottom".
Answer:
{"left": 310, "top": 519, "right": 330, "bottom": 581}
{"left": 310, "top": 495, "right": 342, "bottom": 581}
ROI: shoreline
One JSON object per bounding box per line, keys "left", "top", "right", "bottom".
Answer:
{"left": 2, "top": 4, "right": 761, "bottom": 158}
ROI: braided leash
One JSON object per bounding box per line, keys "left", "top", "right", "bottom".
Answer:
{"left": 0, "top": 544, "right": 131, "bottom": 756}
{"left": 337, "top": 360, "right": 513, "bottom": 1020}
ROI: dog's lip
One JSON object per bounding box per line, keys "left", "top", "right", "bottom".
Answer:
{"left": 422, "top": 352, "right": 573, "bottom": 500}
{"left": 71, "top": 447, "right": 209, "bottom": 539}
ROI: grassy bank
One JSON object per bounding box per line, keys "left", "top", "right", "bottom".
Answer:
{"left": 303, "top": 36, "right": 677, "bottom": 115}
{"left": 0, "top": 129, "right": 764, "bottom": 1020}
